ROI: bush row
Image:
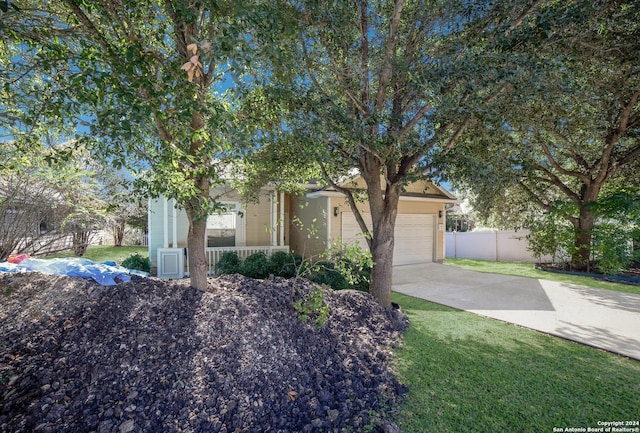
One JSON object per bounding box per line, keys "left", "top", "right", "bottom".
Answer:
{"left": 215, "top": 251, "right": 371, "bottom": 292}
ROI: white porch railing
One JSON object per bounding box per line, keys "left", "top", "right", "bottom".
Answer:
{"left": 185, "top": 246, "right": 290, "bottom": 275}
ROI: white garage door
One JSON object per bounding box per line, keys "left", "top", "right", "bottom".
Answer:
{"left": 341, "top": 213, "right": 435, "bottom": 265}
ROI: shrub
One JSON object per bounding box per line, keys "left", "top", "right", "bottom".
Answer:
{"left": 240, "top": 252, "right": 270, "bottom": 279}
{"left": 267, "top": 251, "right": 292, "bottom": 277}
{"left": 121, "top": 253, "right": 150, "bottom": 273}
{"left": 216, "top": 251, "right": 242, "bottom": 275}
{"left": 309, "top": 261, "right": 349, "bottom": 290}
{"left": 268, "top": 251, "right": 305, "bottom": 278}
{"left": 320, "top": 242, "right": 373, "bottom": 291}
{"left": 592, "top": 222, "right": 634, "bottom": 275}
{"left": 349, "top": 262, "right": 371, "bottom": 292}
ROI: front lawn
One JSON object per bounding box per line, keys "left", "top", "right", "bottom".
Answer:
{"left": 45, "top": 245, "right": 148, "bottom": 264}
{"left": 392, "top": 293, "right": 640, "bottom": 432}
{"left": 445, "top": 258, "right": 640, "bottom": 296}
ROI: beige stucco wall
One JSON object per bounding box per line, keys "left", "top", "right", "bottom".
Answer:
{"left": 288, "top": 195, "right": 329, "bottom": 258}
{"left": 245, "top": 190, "right": 275, "bottom": 246}
{"left": 206, "top": 187, "right": 291, "bottom": 247}
{"left": 403, "top": 179, "right": 442, "bottom": 195}
{"left": 344, "top": 176, "right": 447, "bottom": 197}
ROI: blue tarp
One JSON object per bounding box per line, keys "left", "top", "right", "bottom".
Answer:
{"left": 0, "top": 257, "right": 144, "bottom": 286}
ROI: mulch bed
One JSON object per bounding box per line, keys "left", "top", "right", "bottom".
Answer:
{"left": 0, "top": 273, "right": 408, "bottom": 433}
{"left": 536, "top": 263, "right": 640, "bottom": 286}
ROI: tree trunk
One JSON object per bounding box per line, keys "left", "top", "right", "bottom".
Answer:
{"left": 368, "top": 214, "right": 396, "bottom": 308}
{"left": 572, "top": 207, "right": 595, "bottom": 272}
{"left": 72, "top": 229, "right": 92, "bottom": 256}
{"left": 112, "top": 219, "right": 125, "bottom": 246}
{"left": 365, "top": 176, "right": 401, "bottom": 309}
{"left": 570, "top": 183, "right": 602, "bottom": 272}
{"left": 186, "top": 174, "right": 211, "bottom": 291}
{"left": 185, "top": 98, "right": 211, "bottom": 290}
{"left": 186, "top": 208, "right": 209, "bottom": 291}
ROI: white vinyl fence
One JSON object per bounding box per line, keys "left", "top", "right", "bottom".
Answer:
{"left": 445, "top": 230, "right": 547, "bottom": 262}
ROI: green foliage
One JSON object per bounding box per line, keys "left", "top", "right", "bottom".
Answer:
{"left": 591, "top": 223, "right": 635, "bottom": 275}
{"left": 524, "top": 190, "right": 640, "bottom": 273}
{"left": 247, "top": 0, "right": 566, "bottom": 306}
{"left": 311, "top": 241, "right": 373, "bottom": 291}
{"left": 215, "top": 252, "right": 242, "bottom": 275}
{"left": 293, "top": 286, "right": 330, "bottom": 327}
{"left": 309, "top": 261, "right": 349, "bottom": 291}
{"left": 240, "top": 252, "right": 270, "bottom": 279}
{"left": 121, "top": 253, "right": 150, "bottom": 273}
{"left": 216, "top": 251, "right": 306, "bottom": 279}
{"left": 214, "top": 247, "right": 369, "bottom": 291}
{"left": 267, "top": 251, "right": 304, "bottom": 278}
{"left": 526, "top": 211, "right": 638, "bottom": 274}
{"left": 2, "top": 0, "right": 299, "bottom": 289}
{"left": 525, "top": 214, "right": 574, "bottom": 264}
{"left": 444, "top": 1, "right": 640, "bottom": 271}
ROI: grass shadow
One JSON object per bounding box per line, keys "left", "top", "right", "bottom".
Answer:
{"left": 392, "top": 293, "right": 640, "bottom": 433}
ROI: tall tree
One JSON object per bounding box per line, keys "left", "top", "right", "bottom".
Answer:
{"left": 253, "top": 0, "right": 556, "bottom": 307}
{"left": 2, "top": 1, "right": 284, "bottom": 289}
{"left": 447, "top": 0, "right": 640, "bottom": 270}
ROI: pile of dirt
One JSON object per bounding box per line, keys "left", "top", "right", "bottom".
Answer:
{"left": 0, "top": 272, "right": 408, "bottom": 433}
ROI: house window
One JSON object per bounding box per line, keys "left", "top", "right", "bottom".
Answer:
{"left": 206, "top": 205, "right": 237, "bottom": 247}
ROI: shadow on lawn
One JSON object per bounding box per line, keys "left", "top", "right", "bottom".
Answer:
{"left": 393, "top": 294, "right": 640, "bottom": 433}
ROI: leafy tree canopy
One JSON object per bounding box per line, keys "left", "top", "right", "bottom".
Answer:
{"left": 2, "top": 0, "right": 296, "bottom": 288}
{"left": 244, "top": 0, "right": 581, "bottom": 306}
{"left": 444, "top": 0, "right": 639, "bottom": 269}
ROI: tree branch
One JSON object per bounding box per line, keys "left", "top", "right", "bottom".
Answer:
{"left": 373, "top": 0, "right": 404, "bottom": 113}
{"left": 531, "top": 164, "right": 582, "bottom": 203}
{"left": 537, "top": 138, "right": 590, "bottom": 184}
{"left": 164, "top": 0, "right": 189, "bottom": 56}
{"left": 505, "top": 0, "right": 545, "bottom": 36}
{"left": 518, "top": 180, "right": 552, "bottom": 212}
{"left": 398, "top": 103, "right": 432, "bottom": 139}
{"left": 319, "top": 161, "right": 372, "bottom": 249}
{"left": 62, "top": 1, "right": 115, "bottom": 55}
{"left": 358, "top": 0, "right": 370, "bottom": 117}
{"left": 613, "top": 143, "right": 640, "bottom": 171}
{"left": 597, "top": 90, "right": 640, "bottom": 183}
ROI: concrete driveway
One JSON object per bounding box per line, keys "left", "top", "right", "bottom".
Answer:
{"left": 392, "top": 263, "right": 640, "bottom": 360}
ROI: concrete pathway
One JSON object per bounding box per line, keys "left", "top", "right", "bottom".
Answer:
{"left": 392, "top": 263, "right": 640, "bottom": 360}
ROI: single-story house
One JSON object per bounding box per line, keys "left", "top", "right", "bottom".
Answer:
{"left": 148, "top": 178, "right": 459, "bottom": 278}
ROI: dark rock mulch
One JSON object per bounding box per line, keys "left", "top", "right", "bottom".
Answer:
{"left": 536, "top": 263, "right": 640, "bottom": 286}
{"left": 0, "top": 272, "right": 408, "bottom": 433}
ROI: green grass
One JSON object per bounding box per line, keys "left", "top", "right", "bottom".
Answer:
{"left": 45, "top": 245, "right": 148, "bottom": 264}
{"left": 445, "top": 258, "right": 640, "bottom": 295}
{"left": 392, "top": 292, "right": 640, "bottom": 432}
